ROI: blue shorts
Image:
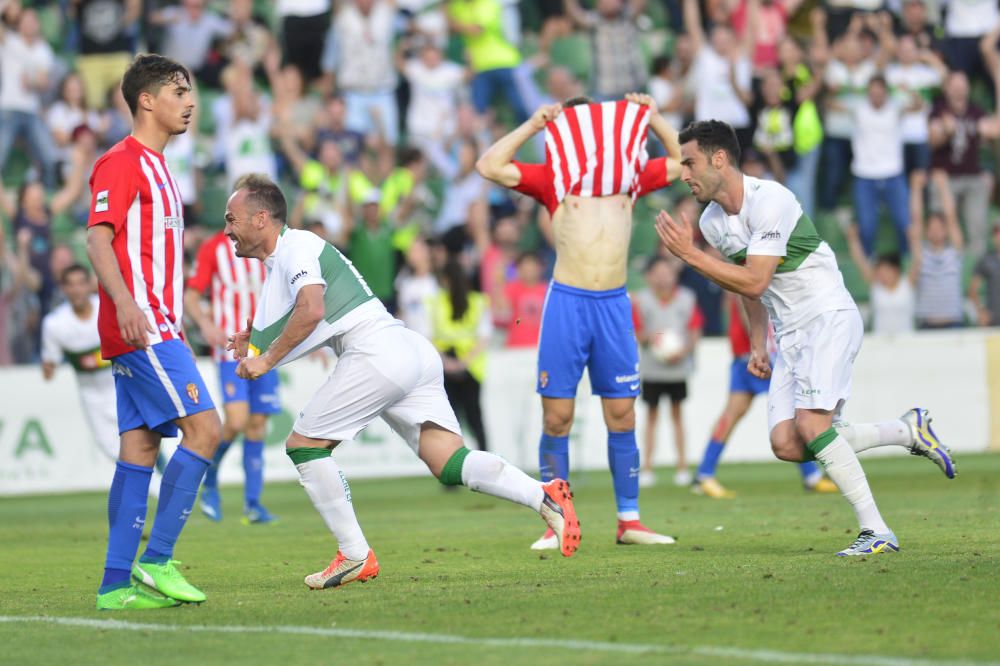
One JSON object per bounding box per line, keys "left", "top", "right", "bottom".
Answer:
{"left": 111, "top": 339, "right": 216, "bottom": 437}
{"left": 729, "top": 356, "right": 771, "bottom": 396}
{"left": 218, "top": 360, "right": 281, "bottom": 415}
{"left": 537, "top": 282, "right": 639, "bottom": 398}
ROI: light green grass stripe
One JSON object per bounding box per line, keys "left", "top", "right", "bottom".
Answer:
{"left": 1, "top": 616, "right": 996, "bottom": 666}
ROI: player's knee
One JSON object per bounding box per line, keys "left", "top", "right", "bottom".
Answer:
{"left": 770, "top": 433, "right": 801, "bottom": 462}
{"left": 603, "top": 404, "right": 635, "bottom": 432}
{"left": 543, "top": 410, "right": 573, "bottom": 436}
{"left": 245, "top": 414, "right": 267, "bottom": 440}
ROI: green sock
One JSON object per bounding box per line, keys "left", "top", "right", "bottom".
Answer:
{"left": 287, "top": 447, "right": 331, "bottom": 466}
{"left": 805, "top": 428, "right": 839, "bottom": 457}
{"left": 439, "top": 447, "right": 470, "bottom": 486}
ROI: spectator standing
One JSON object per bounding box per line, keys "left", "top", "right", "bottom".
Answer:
{"left": 731, "top": 0, "right": 801, "bottom": 70}
{"left": 885, "top": 34, "right": 946, "bottom": 227}
{"left": 501, "top": 252, "right": 547, "bottom": 348}
{"left": 448, "top": 0, "right": 527, "bottom": 123}
{"left": 323, "top": 0, "right": 400, "bottom": 145}
{"left": 282, "top": 133, "right": 354, "bottom": 247}
{"left": 634, "top": 256, "right": 703, "bottom": 488}
{"left": 430, "top": 138, "right": 489, "bottom": 251}
{"left": 564, "top": 0, "right": 648, "bottom": 101}
{"left": 216, "top": 0, "right": 275, "bottom": 74}
{"left": 348, "top": 189, "right": 399, "bottom": 311}
{"left": 969, "top": 224, "right": 1000, "bottom": 326}
{"left": 428, "top": 258, "right": 492, "bottom": 451}
{"left": 942, "top": 0, "right": 999, "bottom": 87}
{"left": 398, "top": 39, "right": 467, "bottom": 150}
{"left": 683, "top": 0, "right": 755, "bottom": 148}
{"left": 314, "top": 95, "right": 367, "bottom": 166}
{"left": 846, "top": 222, "right": 920, "bottom": 335}
{"left": 47, "top": 72, "right": 106, "bottom": 168}
{"left": 222, "top": 86, "right": 277, "bottom": 190}
{"left": 915, "top": 212, "right": 965, "bottom": 329}
{"left": 0, "top": 6, "right": 59, "bottom": 188}
{"left": 849, "top": 75, "right": 915, "bottom": 256}
{"left": 752, "top": 68, "right": 798, "bottom": 185}
{"left": 276, "top": 0, "right": 332, "bottom": 83}
{"left": 69, "top": 0, "right": 140, "bottom": 109}
{"left": 648, "top": 55, "right": 685, "bottom": 135}
{"left": 896, "top": 0, "right": 942, "bottom": 55}
{"left": 479, "top": 216, "right": 520, "bottom": 327}
{"left": 396, "top": 237, "right": 439, "bottom": 339}
{"left": 150, "top": 0, "right": 232, "bottom": 81}
{"left": 928, "top": 71, "right": 1000, "bottom": 259}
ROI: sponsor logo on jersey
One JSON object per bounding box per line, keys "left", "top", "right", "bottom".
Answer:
{"left": 95, "top": 190, "right": 109, "bottom": 213}
{"left": 759, "top": 231, "right": 781, "bottom": 241}
{"left": 539, "top": 370, "right": 549, "bottom": 388}
{"left": 290, "top": 270, "right": 309, "bottom": 285}
{"left": 186, "top": 383, "right": 200, "bottom": 404}
{"left": 163, "top": 216, "right": 183, "bottom": 229}
{"left": 615, "top": 373, "right": 640, "bottom": 383}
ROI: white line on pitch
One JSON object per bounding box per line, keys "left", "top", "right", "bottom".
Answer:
{"left": 0, "top": 616, "right": 995, "bottom": 666}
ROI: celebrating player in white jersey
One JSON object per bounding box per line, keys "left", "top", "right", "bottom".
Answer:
{"left": 655, "top": 120, "right": 956, "bottom": 556}
{"left": 223, "top": 174, "right": 580, "bottom": 590}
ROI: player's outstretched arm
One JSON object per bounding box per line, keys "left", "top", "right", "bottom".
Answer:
{"left": 654, "top": 209, "right": 780, "bottom": 298}
{"left": 86, "top": 224, "right": 154, "bottom": 349}
{"left": 236, "top": 284, "right": 325, "bottom": 379}
{"left": 475, "top": 103, "right": 561, "bottom": 188}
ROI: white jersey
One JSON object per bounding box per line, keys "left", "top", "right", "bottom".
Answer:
{"left": 699, "top": 176, "right": 857, "bottom": 337}
{"left": 249, "top": 227, "right": 393, "bottom": 366}
{"left": 40, "top": 296, "right": 119, "bottom": 459}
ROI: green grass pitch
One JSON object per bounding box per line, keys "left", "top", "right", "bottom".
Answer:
{"left": 1, "top": 453, "right": 998, "bottom": 666}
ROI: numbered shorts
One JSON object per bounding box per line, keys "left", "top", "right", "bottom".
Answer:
{"left": 218, "top": 361, "right": 281, "bottom": 415}
{"left": 293, "top": 319, "right": 462, "bottom": 453}
{"left": 111, "top": 339, "right": 216, "bottom": 437}
{"left": 730, "top": 356, "right": 771, "bottom": 396}
{"left": 536, "top": 282, "right": 640, "bottom": 398}
{"left": 767, "top": 309, "right": 863, "bottom": 433}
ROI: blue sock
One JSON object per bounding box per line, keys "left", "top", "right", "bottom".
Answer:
{"left": 538, "top": 433, "right": 569, "bottom": 482}
{"left": 243, "top": 439, "right": 264, "bottom": 508}
{"left": 607, "top": 431, "right": 640, "bottom": 518}
{"left": 100, "top": 461, "right": 153, "bottom": 593}
{"left": 141, "top": 446, "right": 210, "bottom": 563}
{"left": 697, "top": 439, "right": 726, "bottom": 480}
{"left": 203, "top": 440, "right": 232, "bottom": 489}
{"left": 799, "top": 460, "right": 821, "bottom": 481}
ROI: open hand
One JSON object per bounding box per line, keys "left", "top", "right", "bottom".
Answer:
{"left": 226, "top": 316, "right": 252, "bottom": 360}
{"left": 654, "top": 209, "right": 696, "bottom": 261}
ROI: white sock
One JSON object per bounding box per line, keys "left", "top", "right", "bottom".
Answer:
{"left": 617, "top": 511, "right": 640, "bottom": 521}
{"left": 814, "top": 436, "right": 890, "bottom": 534}
{"left": 835, "top": 420, "right": 912, "bottom": 453}
{"left": 461, "top": 450, "right": 546, "bottom": 511}
{"left": 295, "top": 457, "right": 370, "bottom": 560}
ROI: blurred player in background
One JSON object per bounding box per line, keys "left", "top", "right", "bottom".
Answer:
{"left": 692, "top": 293, "right": 838, "bottom": 498}
{"left": 186, "top": 229, "right": 279, "bottom": 525}
{"left": 656, "top": 120, "right": 955, "bottom": 556}
{"left": 41, "top": 263, "right": 168, "bottom": 483}
{"left": 87, "top": 54, "right": 222, "bottom": 610}
{"left": 223, "top": 174, "right": 580, "bottom": 589}
{"left": 633, "top": 255, "right": 703, "bottom": 488}
{"left": 476, "top": 94, "right": 682, "bottom": 550}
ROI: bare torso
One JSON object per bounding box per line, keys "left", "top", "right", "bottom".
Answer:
{"left": 551, "top": 193, "right": 635, "bottom": 291}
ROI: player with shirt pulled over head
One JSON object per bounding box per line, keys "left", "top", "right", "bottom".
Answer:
{"left": 223, "top": 174, "right": 580, "bottom": 590}
{"left": 88, "top": 54, "right": 222, "bottom": 610}
{"left": 655, "top": 120, "right": 955, "bottom": 556}
{"left": 476, "top": 94, "right": 682, "bottom": 550}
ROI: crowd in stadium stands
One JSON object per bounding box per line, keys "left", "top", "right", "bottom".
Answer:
{"left": 2, "top": 0, "right": 1000, "bottom": 369}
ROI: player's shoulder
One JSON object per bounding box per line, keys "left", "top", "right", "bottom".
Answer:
{"left": 281, "top": 227, "right": 324, "bottom": 249}
{"left": 697, "top": 201, "right": 726, "bottom": 237}
{"left": 745, "top": 176, "right": 798, "bottom": 210}
{"left": 42, "top": 301, "right": 72, "bottom": 327}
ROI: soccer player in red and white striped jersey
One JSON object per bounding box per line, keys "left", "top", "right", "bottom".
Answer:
{"left": 185, "top": 231, "right": 279, "bottom": 524}
{"left": 87, "top": 54, "right": 222, "bottom": 611}
{"left": 476, "top": 93, "right": 683, "bottom": 550}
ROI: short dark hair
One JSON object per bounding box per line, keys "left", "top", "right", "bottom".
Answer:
{"left": 644, "top": 254, "right": 672, "bottom": 273}
{"left": 121, "top": 53, "right": 191, "bottom": 116}
{"left": 679, "top": 120, "right": 741, "bottom": 166}
{"left": 563, "top": 96, "right": 593, "bottom": 108}
{"left": 60, "top": 263, "right": 90, "bottom": 284}
{"left": 651, "top": 54, "right": 672, "bottom": 75}
{"left": 875, "top": 252, "right": 902, "bottom": 270}
{"left": 397, "top": 146, "right": 424, "bottom": 167}
{"left": 868, "top": 74, "right": 888, "bottom": 89}
{"left": 233, "top": 173, "right": 287, "bottom": 225}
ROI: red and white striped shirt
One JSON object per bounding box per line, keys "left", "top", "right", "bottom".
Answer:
{"left": 512, "top": 100, "right": 669, "bottom": 214}
{"left": 87, "top": 136, "right": 186, "bottom": 359}
{"left": 187, "top": 231, "right": 267, "bottom": 361}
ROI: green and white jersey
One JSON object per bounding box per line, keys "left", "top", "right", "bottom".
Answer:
{"left": 249, "top": 227, "right": 389, "bottom": 366}
{"left": 698, "top": 176, "right": 857, "bottom": 337}
{"left": 40, "top": 295, "right": 112, "bottom": 384}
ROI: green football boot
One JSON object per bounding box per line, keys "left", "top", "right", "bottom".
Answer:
{"left": 132, "top": 560, "right": 207, "bottom": 603}
{"left": 96, "top": 583, "right": 181, "bottom": 610}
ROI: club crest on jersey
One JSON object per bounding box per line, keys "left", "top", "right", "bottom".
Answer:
{"left": 539, "top": 370, "right": 549, "bottom": 388}
{"left": 186, "top": 383, "right": 200, "bottom": 404}
{"left": 225, "top": 382, "right": 236, "bottom": 397}
{"left": 95, "top": 190, "right": 109, "bottom": 212}
{"left": 163, "top": 216, "right": 183, "bottom": 229}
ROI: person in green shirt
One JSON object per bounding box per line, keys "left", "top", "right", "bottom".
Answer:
{"left": 348, "top": 189, "right": 398, "bottom": 311}
{"left": 448, "top": 0, "right": 527, "bottom": 121}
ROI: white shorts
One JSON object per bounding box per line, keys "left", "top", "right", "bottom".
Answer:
{"left": 293, "top": 318, "right": 462, "bottom": 453}
{"left": 79, "top": 370, "right": 121, "bottom": 461}
{"left": 767, "top": 308, "right": 863, "bottom": 433}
